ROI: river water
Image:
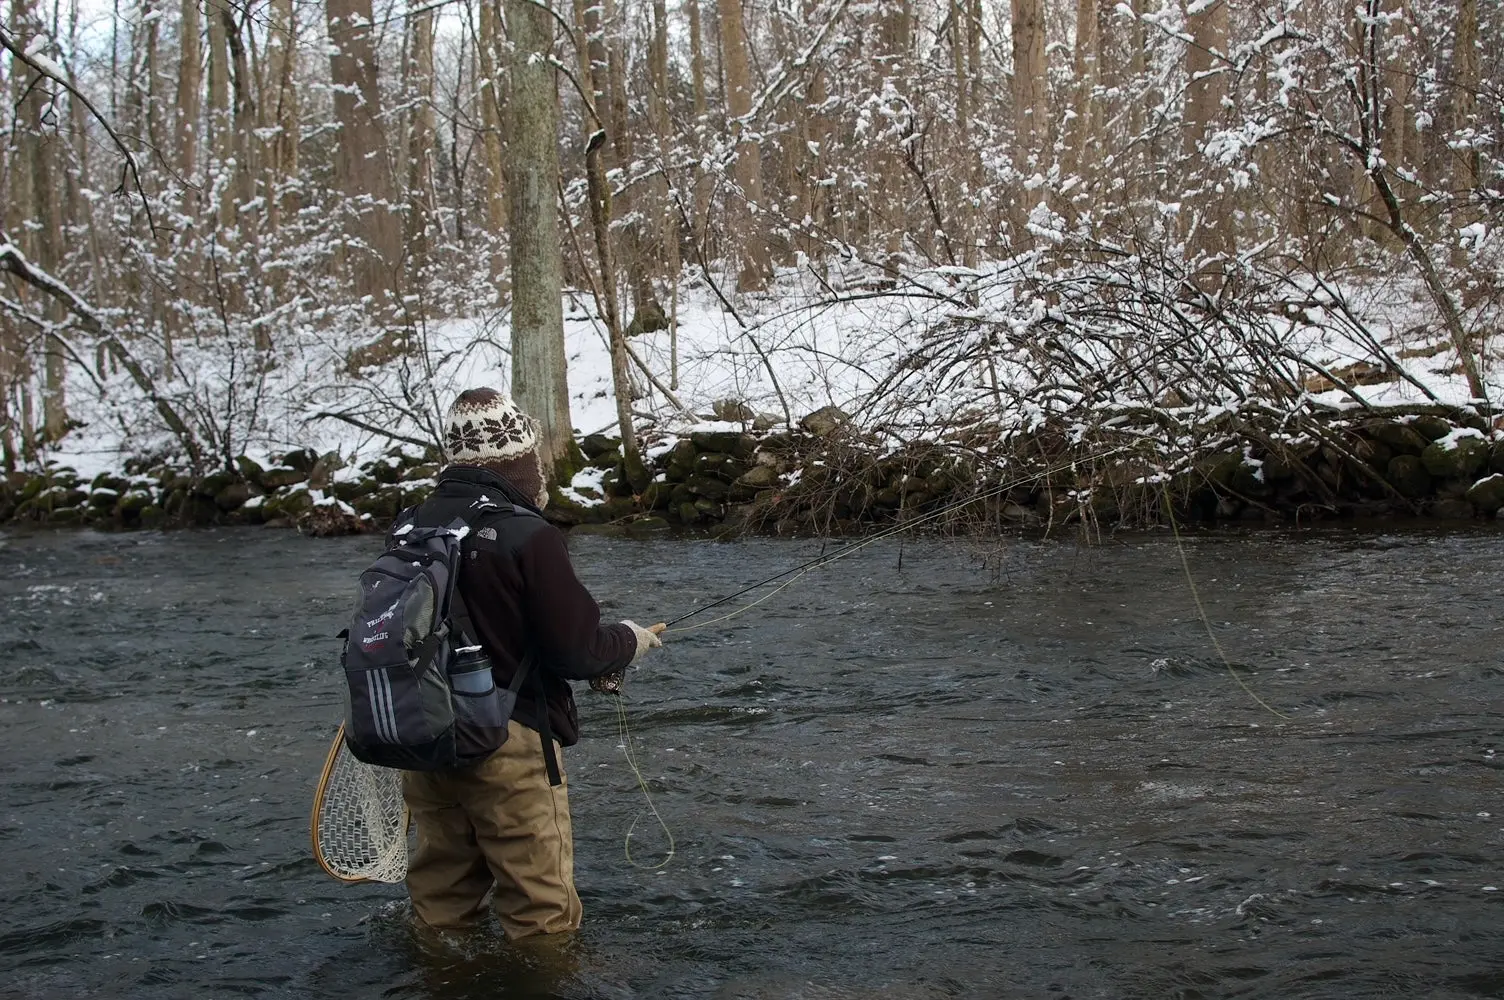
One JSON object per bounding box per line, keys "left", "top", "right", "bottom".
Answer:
{"left": 0, "top": 526, "right": 1501, "bottom": 999}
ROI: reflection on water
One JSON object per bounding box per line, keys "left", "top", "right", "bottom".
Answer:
{"left": 0, "top": 525, "right": 1501, "bottom": 999}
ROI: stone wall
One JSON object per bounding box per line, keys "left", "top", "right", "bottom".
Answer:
{"left": 4, "top": 406, "right": 1503, "bottom": 536}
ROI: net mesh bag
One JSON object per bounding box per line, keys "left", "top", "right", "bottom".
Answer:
{"left": 310, "top": 725, "right": 410, "bottom": 884}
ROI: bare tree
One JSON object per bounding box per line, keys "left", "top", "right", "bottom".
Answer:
{"left": 1182, "top": 0, "right": 1233, "bottom": 270}
{"left": 326, "top": 0, "right": 403, "bottom": 303}
{"left": 718, "top": 0, "right": 772, "bottom": 290}
{"left": 1009, "top": 0, "right": 1048, "bottom": 239}
{"left": 504, "top": 0, "right": 574, "bottom": 477}
{"left": 261, "top": 0, "right": 299, "bottom": 229}
{"left": 6, "top": 0, "right": 67, "bottom": 440}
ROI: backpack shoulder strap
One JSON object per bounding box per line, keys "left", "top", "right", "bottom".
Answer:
{"left": 446, "top": 503, "right": 560, "bottom": 786}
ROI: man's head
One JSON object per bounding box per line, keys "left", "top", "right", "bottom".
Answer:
{"left": 443, "top": 387, "right": 549, "bottom": 508}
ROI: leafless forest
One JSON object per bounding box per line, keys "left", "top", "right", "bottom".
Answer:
{"left": 1, "top": 0, "right": 1500, "bottom": 473}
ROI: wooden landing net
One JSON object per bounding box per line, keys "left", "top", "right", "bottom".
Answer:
{"left": 310, "top": 725, "right": 410, "bottom": 884}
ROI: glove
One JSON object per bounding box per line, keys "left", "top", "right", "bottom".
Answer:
{"left": 623, "top": 620, "right": 664, "bottom": 665}
{"left": 591, "top": 621, "right": 664, "bottom": 695}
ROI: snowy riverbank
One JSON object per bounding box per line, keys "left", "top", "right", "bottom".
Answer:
{"left": 5, "top": 262, "right": 1504, "bottom": 535}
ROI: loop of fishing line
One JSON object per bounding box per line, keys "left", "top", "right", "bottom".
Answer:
{"left": 612, "top": 695, "right": 675, "bottom": 869}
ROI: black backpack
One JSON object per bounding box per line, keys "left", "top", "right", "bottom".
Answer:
{"left": 338, "top": 505, "right": 535, "bottom": 771}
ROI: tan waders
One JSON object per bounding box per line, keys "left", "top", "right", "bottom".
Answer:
{"left": 402, "top": 719, "right": 582, "bottom": 940}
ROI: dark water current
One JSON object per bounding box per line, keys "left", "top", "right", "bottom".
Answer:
{"left": 1, "top": 526, "right": 1501, "bottom": 1000}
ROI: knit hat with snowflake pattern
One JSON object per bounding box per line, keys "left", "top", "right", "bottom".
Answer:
{"left": 443, "top": 387, "right": 548, "bottom": 508}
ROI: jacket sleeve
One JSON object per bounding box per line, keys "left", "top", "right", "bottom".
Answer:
{"left": 517, "top": 524, "right": 637, "bottom": 680}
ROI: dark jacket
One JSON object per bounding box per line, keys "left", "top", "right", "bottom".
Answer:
{"left": 396, "top": 465, "right": 636, "bottom": 746}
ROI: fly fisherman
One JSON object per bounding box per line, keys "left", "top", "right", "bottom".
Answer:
{"left": 396, "top": 387, "right": 665, "bottom": 939}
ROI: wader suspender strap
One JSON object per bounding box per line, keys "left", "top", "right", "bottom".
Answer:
{"left": 531, "top": 665, "right": 562, "bottom": 787}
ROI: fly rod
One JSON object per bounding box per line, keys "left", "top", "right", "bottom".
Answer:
{"left": 663, "top": 442, "right": 1141, "bottom": 631}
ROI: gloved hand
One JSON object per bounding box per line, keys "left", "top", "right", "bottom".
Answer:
{"left": 624, "top": 620, "right": 665, "bottom": 665}
{"left": 591, "top": 621, "right": 665, "bottom": 695}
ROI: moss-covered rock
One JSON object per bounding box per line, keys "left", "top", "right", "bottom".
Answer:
{"left": 1196, "top": 451, "right": 1242, "bottom": 489}
{"left": 598, "top": 496, "right": 639, "bottom": 521}
{"left": 625, "top": 515, "right": 673, "bottom": 537}
{"left": 1411, "top": 414, "right": 1455, "bottom": 441}
{"left": 689, "top": 430, "right": 756, "bottom": 457}
{"left": 162, "top": 487, "right": 189, "bottom": 520}
{"left": 308, "top": 451, "right": 345, "bottom": 489}
{"left": 196, "top": 471, "right": 237, "bottom": 498}
{"left": 214, "top": 482, "right": 252, "bottom": 511}
{"left": 711, "top": 399, "right": 754, "bottom": 424}
{"left": 579, "top": 434, "right": 621, "bottom": 462}
{"left": 275, "top": 488, "right": 316, "bottom": 517}
{"left": 139, "top": 504, "right": 165, "bottom": 529}
{"left": 1466, "top": 474, "right": 1504, "bottom": 514}
{"left": 663, "top": 440, "right": 696, "bottom": 477}
{"left": 1386, "top": 454, "right": 1432, "bottom": 498}
{"left": 261, "top": 466, "right": 308, "bottom": 490}
{"left": 638, "top": 482, "right": 673, "bottom": 510}
{"left": 353, "top": 488, "right": 402, "bottom": 521}
{"left": 1420, "top": 434, "right": 1488, "bottom": 479}
{"left": 800, "top": 406, "right": 849, "bottom": 437}
{"left": 599, "top": 465, "right": 634, "bottom": 499}
{"left": 118, "top": 490, "right": 153, "bottom": 514}
{"left": 17, "top": 474, "right": 46, "bottom": 502}
{"left": 1491, "top": 440, "right": 1504, "bottom": 475}
{"left": 236, "top": 455, "right": 266, "bottom": 487}
{"left": 1364, "top": 420, "right": 1429, "bottom": 455}
{"left": 735, "top": 465, "right": 781, "bottom": 490}
{"left": 331, "top": 478, "right": 369, "bottom": 503}
{"left": 278, "top": 448, "right": 320, "bottom": 474}
{"left": 684, "top": 474, "right": 730, "bottom": 501}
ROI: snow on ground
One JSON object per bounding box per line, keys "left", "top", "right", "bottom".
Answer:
{"left": 40, "top": 262, "right": 1503, "bottom": 481}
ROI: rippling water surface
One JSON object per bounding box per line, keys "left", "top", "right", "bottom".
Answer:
{"left": 1, "top": 526, "right": 1501, "bottom": 999}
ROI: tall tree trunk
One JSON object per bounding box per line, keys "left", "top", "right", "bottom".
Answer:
{"left": 718, "top": 0, "right": 771, "bottom": 291}
{"left": 404, "top": 0, "right": 436, "bottom": 283}
{"left": 326, "top": 0, "right": 403, "bottom": 304}
{"left": 262, "top": 0, "right": 299, "bottom": 229}
{"left": 1063, "top": 0, "right": 1099, "bottom": 189}
{"left": 1451, "top": 0, "right": 1479, "bottom": 191}
{"left": 1127, "top": 0, "right": 1148, "bottom": 214}
{"left": 687, "top": 0, "right": 710, "bottom": 247}
{"left": 1380, "top": 0, "right": 1414, "bottom": 193}
{"left": 504, "top": 0, "right": 573, "bottom": 479}
{"left": 1182, "top": 0, "right": 1232, "bottom": 267}
{"left": 604, "top": 0, "right": 665, "bottom": 334}
{"left": 206, "top": 0, "right": 234, "bottom": 230}
{"left": 476, "top": 0, "right": 507, "bottom": 267}
{"left": 223, "top": 7, "right": 257, "bottom": 216}
{"left": 172, "top": 0, "right": 202, "bottom": 355}
{"left": 10, "top": 0, "right": 67, "bottom": 440}
{"left": 949, "top": 0, "right": 973, "bottom": 265}
{"left": 651, "top": 0, "right": 679, "bottom": 318}
{"left": 1009, "top": 0, "right": 1047, "bottom": 241}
